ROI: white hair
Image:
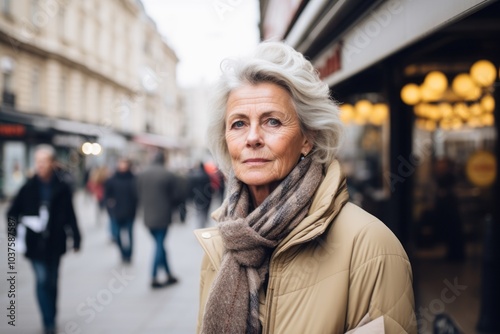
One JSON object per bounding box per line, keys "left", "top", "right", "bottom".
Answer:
{"left": 207, "top": 41, "right": 344, "bottom": 175}
{"left": 35, "top": 144, "right": 56, "bottom": 160}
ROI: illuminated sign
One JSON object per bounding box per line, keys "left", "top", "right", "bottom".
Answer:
{"left": 0, "top": 124, "right": 26, "bottom": 137}
{"left": 466, "top": 150, "right": 496, "bottom": 187}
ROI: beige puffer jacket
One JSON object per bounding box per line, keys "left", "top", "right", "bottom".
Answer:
{"left": 195, "top": 161, "right": 417, "bottom": 333}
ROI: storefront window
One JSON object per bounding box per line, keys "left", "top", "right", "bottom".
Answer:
{"left": 1, "top": 141, "right": 26, "bottom": 198}
{"left": 412, "top": 125, "right": 495, "bottom": 257}
{"left": 402, "top": 61, "right": 497, "bottom": 261}
{"left": 338, "top": 95, "right": 390, "bottom": 220}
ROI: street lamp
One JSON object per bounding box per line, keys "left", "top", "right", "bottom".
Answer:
{"left": 82, "top": 142, "right": 102, "bottom": 155}
{"left": 91, "top": 143, "right": 101, "bottom": 155}
{"left": 82, "top": 142, "right": 93, "bottom": 155}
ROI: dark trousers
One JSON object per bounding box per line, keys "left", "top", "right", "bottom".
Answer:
{"left": 149, "top": 228, "right": 172, "bottom": 279}
{"left": 31, "top": 256, "right": 61, "bottom": 330}
{"left": 111, "top": 218, "right": 134, "bottom": 261}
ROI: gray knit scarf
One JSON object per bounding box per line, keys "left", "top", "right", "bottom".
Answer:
{"left": 201, "top": 155, "right": 324, "bottom": 334}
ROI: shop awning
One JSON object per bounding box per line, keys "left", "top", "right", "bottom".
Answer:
{"left": 132, "top": 132, "right": 185, "bottom": 149}
{"left": 323, "top": 0, "right": 493, "bottom": 86}
{"left": 288, "top": 0, "right": 494, "bottom": 87}
{"left": 52, "top": 118, "right": 105, "bottom": 137}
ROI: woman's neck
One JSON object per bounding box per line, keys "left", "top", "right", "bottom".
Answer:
{"left": 248, "top": 181, "right": 279, "bottom": 208}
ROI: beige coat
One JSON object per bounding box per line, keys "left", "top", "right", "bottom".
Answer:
{"left": 195, "top": 161, "right": 417, "bottom": 333}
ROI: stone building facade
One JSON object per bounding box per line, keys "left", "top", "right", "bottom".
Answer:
{"left": 0, "top": 0, "right": 182, "bottom": 196}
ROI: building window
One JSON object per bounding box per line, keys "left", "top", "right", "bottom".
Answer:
{"left": 95, "top": 22, "right": 102, "bottom": 60}
{"left": 80, "top": 78, "right": 87, "bottom": 121}
{"left": 3, "top": 72, "right": 13, "bottom": 92}
{"left": 81, "top": 15, "right": 90, "bottom": 53}
{"left": 1, "top": 56, "right": 15, "bottom": 106}
{"left": 58, "top": 7, "right": 66, "bottom": 38}
{"left": 95, "top": 85, "right": 102, "bottom": 123}
{"left": 31, "top": 0, "right": 39, "bottom": 26}
{"left": 2, "top": 72, "right": 15, "bottom": 107}
{"left": 31, "top": 67, "right": 40, "bottom": 109}
{"left": 145, "top": 109, "right": 154, "bottom": 133}
{"left": 59, "top": 73, "right": 67, "bottom": 117}
{"left": 2, "top": 0, "right": 11, "bottom": 15}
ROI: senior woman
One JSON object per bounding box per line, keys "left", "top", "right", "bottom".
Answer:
{"left": 195, "top": 41, "right": 416, "bottom": 334}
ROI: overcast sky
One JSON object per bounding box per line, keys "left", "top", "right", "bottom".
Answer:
{"left": 141, "top": 0, "right": 261, "bottom": 88}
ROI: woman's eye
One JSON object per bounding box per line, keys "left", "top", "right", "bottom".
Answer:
{"left": 267, "top": 118, "right": 281, "bottom": 126}
{"left": 231, "top": 120, "right": 245, "bottom": 128}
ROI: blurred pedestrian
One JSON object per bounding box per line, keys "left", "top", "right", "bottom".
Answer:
{"left": 189, "top": 162, "right": 214, "bottom": 228}
{"left": 137, "top": 152, "right": 179, "bottom": 288}
{"left": 203, "top": 161, "right": 225, "bottom": 203}
{"left": 170, "top": 171, "right": 190, "bottom": 223}
{"left": 104, "top": 158, "right": 137, "bottom": 264}
{"left": 6, "top": 144, "right": 81, "bottom": 334}
{"left": 86, "top": 166, "right": 109, "bottom": 225}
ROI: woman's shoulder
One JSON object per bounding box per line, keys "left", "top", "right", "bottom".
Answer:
{"left": 331, "top": 202, "right": 409, "bottom": 263}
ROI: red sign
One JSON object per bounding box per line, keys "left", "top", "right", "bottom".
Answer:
{"left": 316, "top": 43, "right": 342, "bottom": 80}
{"left": 0, "top": 124, "right": 26, "bottom": 137}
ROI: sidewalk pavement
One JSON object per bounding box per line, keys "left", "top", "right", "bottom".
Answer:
{"left": 0, "top": 190, "right": 212, "bottom": 334}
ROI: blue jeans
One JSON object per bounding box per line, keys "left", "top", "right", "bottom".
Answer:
{"left": 149, "top": 228, "right": 172, "bottom": 279}
{"left": 31, "top": 257, "right": 60, "bottom": 330}
{"left": 111, "top": 218, "right": 134, "bottom": 261}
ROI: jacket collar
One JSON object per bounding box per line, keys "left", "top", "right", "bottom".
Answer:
{"left": 194, "top": 227, "right": 222, "bottom": 270}
{"left": 195, "top": 160, "right": 348, "bottom": 267}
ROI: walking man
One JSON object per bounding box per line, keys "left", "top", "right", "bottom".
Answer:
{"left": 104, "top": 158, "right": 138, "bottom": 264}
{"left": 137, "top": 152, "right": 179, "bottom": 288}
{"left": 7, "top": 144, "right": 81, "bottom": 334}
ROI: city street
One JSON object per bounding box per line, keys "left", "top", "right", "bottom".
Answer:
{"left": 0, "top": 191, "right": 209, "bottom": 334}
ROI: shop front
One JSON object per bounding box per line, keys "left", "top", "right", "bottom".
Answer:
{"left": 260, "top": 0, "right": 499, "bottom": 331}
{"left": 0, "top": 106, "right": 101, "bottom": 197}
{"left": 322, "top": 5, "right": 500, "bottom": 332}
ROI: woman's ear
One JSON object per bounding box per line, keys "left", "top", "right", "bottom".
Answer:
{"left": 301, "top": 135, "right": 314, "bottom": 156}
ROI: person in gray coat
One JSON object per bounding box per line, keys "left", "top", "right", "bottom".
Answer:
{"left": 137, "top": 152, "right": 179, "bottom": 288}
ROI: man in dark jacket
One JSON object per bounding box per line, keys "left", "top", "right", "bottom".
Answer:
{"left": 7, "top": 144, "right": 81, "bottom": 334}
{"left": 189, "top": 162, "right": 214, "bottom": 228}
{"left": 137, "top": 152, "right": 179, "bottom": 288}
{"left": 104, "top": 157, "right": 137, "bottom": 264}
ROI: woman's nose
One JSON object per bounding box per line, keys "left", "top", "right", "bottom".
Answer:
{"left": 245, "top": 125, "right": 263, "bottom": 148}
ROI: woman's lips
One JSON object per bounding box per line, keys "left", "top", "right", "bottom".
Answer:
{"left": 243, "top": 158, "right": 270, "bottom": 165}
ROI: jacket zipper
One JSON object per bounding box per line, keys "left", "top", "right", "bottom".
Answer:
{"left": 263, "top": 229, "right": 326, "bottom": 332}
{"left": 263, "top": 256, "right": 277, "bottom": 334}
{"left": 264, "top": 285, "right": 274, "bottom": 334}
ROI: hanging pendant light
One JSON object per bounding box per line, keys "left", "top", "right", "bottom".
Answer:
{"left": 452, "top": 73, "right": 476, "bottom": 98}
{"left": 401, "top": 83, "right": 421, "bottom": 105}
{"left": 470, "top": 60, "right": 496, "bottom": 87}
{"left": 424, "top": 71, "right": 448, "bottom": 93}
{"left": 340, "top": 104, "right": 355, "bottom": 124}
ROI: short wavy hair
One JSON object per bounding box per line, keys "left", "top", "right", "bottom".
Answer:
{"left": 207, "top": 41, "right": 343, "bottom": 175}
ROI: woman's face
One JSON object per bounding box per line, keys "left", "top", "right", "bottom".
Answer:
{"left": 225, "top": 82, "right": 312, "bottom": 188}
